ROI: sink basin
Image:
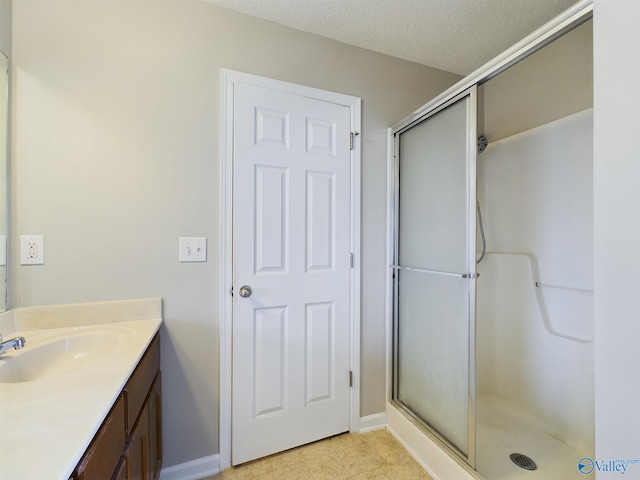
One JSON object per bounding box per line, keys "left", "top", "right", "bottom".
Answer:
{"left": 0, "top": 333, "right": 119, "bottom": 383}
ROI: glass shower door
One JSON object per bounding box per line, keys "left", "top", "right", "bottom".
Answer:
{"left": 392, "top": 87, "right": 477, "bottom": 465}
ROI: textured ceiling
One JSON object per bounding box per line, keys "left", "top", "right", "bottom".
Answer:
{"left": 202, "top": 0, "right": 579, "bottom": 75}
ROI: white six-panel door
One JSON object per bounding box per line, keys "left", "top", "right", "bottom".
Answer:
{"left": 231, "top": 81, "right": 353, "bottom": 465}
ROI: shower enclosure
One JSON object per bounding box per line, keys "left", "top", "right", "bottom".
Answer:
{"left": 387, "top": 3, "right": 593, "bottom": 479}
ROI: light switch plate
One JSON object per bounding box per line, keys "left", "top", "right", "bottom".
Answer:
{"left": 20, "top": 235, "right": 45, "bottom": 265}
{"left": 179, "top": 237, "right": 207, "bottom": 262}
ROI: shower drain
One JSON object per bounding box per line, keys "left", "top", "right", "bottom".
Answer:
{"left": 510, "top": 453, "right": 537, "bottom": 471}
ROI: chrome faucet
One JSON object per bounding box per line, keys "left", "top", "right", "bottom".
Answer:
{"left": 0, "top": 334, "right": 26, "bottom": 356}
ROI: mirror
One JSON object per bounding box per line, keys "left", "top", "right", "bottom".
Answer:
{"left": 0, "top": 51, "right": 7, "bottom": 312}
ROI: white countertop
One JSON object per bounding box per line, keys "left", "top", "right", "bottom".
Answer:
{"left": 0, "top": 299, "right": 162, "bottom": 480}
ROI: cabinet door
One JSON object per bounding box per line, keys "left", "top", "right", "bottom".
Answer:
{"left": 74, "top": 395, "right": 126, "bottom": 480}
{"left": 125, "top": 406, "right": 149, "bottom": 480}
{"left": 148, "top": 373, "right": 163, "bottom": 480}
{"left": 125, "top": 334, "right": 160, "bottom": 436}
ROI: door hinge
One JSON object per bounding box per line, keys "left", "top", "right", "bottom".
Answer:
{"left": 349, "top": 370, "right": 353, "bottom": 387}
{"left": 462, "top": 273, "right": 480, "bottom": 279}
{"left": 350, "top": 253, "right": 354, "bottom": 268}
{"left": 350, "top": 131, "right": 360, "bottom": 150}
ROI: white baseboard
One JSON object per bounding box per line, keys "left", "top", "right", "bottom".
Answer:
{"left": 359, "top": 412, "right": 387, "bottom": 432}
{"left": 159, "top": 454, "right": 219, "bottom": 480}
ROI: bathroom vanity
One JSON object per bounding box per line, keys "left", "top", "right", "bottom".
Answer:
{"left": 0, "top": 298, "right": 163, "bottom": 480}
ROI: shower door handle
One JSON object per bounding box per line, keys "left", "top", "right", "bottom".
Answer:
{"left": 391, "top": 265, "right": 478, "bottom": 279}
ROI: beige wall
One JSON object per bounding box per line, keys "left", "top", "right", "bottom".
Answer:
{"left": 0, "top": 0, "right": 10, "bottom": 55}
{"left": 483, "top": 19, "right": 592, "bottom": 142}
{"left": 10, "top": 0, "right": 460, "bottom": 468}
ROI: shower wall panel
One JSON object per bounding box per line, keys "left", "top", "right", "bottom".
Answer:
{"left": 476, "top": 108, "right": 594, "bottom": 449}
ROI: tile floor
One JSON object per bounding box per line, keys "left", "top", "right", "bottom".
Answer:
{"left": 203, "top": 429, "right": 434, "bottom": 480}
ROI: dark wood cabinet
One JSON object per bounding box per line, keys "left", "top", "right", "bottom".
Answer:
{"left": 124, "top": 372, "right": 162, "bottom": 480}
{"left": 125, "top": 400, "right": 149, "bottom": 480}
{"left": 73, "top": 395, "right": 126, "bottom": 480}
{"left": 113, "top": 459, "right": 128, "bottom": 480}
{"left": 72, "top": 333, "right": 162, "bottom": 480}
{"left": 148, "top": 373, "right": 163, "bottom": 480}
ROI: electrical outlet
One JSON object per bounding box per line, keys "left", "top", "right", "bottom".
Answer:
{"left": 27, "top": 241, "right": 37, "bottom": 259}
{"left": 179, "top": 237, "right": 207, "bottom": 262}
{"left": 20, "top": 235, "right": 45, "bottom": 265}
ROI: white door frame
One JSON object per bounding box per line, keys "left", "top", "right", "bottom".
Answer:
{"left": 219, "top": 69, "right": 361, "bottom": 470}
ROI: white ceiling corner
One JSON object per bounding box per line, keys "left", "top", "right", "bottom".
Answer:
{"left": 201, "top": 0, "right": 579, "bottom": 75}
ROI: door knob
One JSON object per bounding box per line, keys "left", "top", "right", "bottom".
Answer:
{"left": 239, "top": 285, "right": 253, "bottom": 298}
